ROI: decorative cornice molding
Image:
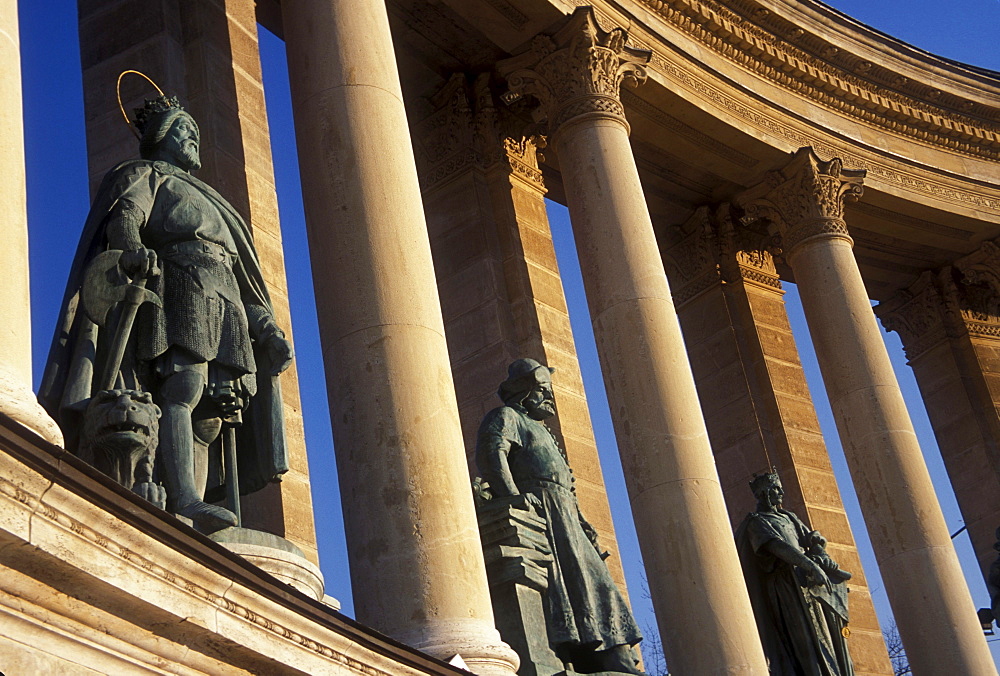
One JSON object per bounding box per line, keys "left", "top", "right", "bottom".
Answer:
{"left": 736, "top": 147, "right": 865, "bottom": 254}
{"left": 634, "top": 0, "right": 1000, "bottom": 161}
{"left": 0, "top": 468, "right": 401, "bottom": 676}
{"left": 638, "top": 50, "right": 1000, "bottom": 214}
{"left": 496, "top": 7, "right": 650, "bottom": 136}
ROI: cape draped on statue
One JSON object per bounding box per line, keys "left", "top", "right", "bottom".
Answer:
{"left": 39, "top": 159, "right": 289, "bottom": 499}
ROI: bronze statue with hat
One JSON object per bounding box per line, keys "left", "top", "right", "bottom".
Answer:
{"left": 476, "top": 358, "right": 643, "bottom": 675}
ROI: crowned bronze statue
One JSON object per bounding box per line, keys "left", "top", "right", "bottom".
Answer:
{"left": 40, "top": 92, "right": 293, "bottom": 533}
{"left": 736, "top": 471, "right": 854, "bottom": 676}
{"left": 476, "top": 359, "right": 642, "bottom": 675}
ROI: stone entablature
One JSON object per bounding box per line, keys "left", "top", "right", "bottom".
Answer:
{"left": 628, "top": 0, "right": 1000, "bottom": 161}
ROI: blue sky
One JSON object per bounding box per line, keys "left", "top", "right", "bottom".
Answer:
{"left": 18, "top": 0, "right": 1000, "bottom": 667}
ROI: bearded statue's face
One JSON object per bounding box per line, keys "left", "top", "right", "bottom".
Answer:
{"left": 160, "top": 113, "right": 201, "bottom": 171}
{"left": 523, "top": 370, "right": 556, "bottom": 421}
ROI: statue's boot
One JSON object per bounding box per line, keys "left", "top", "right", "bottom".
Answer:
{"left": 593, "top": 645, "right": 645, "bottom": 675}
{"left": 177, "top": 499, "right": 237, "bottom": 532}
{"left": 160, "top": 370, "right": 237, "bottom": 533}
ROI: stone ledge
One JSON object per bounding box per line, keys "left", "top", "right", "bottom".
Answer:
{"left": 0, "top": 412, "right": 463, "bottom": 675}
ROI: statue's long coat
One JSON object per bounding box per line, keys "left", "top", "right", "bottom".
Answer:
{"left": 39, "top": 159, "right": 288, "bottom": 499}
{"left": 477, "top": 405, "right": 642, "bottom": 654}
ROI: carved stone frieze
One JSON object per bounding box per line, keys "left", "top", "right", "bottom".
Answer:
{"left": 633, "top": 0, "right": 1000, "bottom": 161}
{"left": 736, "top": 147, "right": 865, "bottom": 255}
{"left": 496, "top": 7, "right": 650, "bottom": 137}
{"left": 642, "top": 51, "right": 1000, "bottom": 214}
{"left": 412, "top": 72, "right": 546, "bottom": 192}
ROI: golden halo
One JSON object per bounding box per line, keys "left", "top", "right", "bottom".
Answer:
{"left": 116, "top": 70, "right": 165, "bottom": 140}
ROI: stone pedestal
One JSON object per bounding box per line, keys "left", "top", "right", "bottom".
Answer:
{"left": 477, "top": 495, "right": 563, "bottom": 676}
{"left": 210, "top": 527, "right": 326, "bottom": 601}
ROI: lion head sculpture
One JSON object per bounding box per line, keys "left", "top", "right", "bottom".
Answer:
{"left": 79, "top": 390, "right": 162, "bottom": 505}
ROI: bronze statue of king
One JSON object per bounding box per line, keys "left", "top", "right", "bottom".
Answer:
{"left": 41, "top": 95, "right": 293, "bottom": 533}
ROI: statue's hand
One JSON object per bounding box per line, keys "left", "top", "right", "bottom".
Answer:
{"left": 520, "top": 492, "right": 543, "bottom": 510}
{"left": 804, "top": 560, "right": 833, "bottom": 592}
{"left": 264, "top": 330, "right": 294, "bottom": 376}
{"left": 119, "top": 248, "right": 160, "bottom": 279}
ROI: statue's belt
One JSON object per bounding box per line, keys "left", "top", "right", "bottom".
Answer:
{"left": 160, "top": 239, "right": 236, "bottom": 261}
{"left": 158, "top": 241, "right": 242, "bottom": 307}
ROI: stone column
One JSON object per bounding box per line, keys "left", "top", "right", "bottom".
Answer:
{"left": 499, "top": 9, "right": 768, "bottom": 674}
{"left": 280, "top": 2, "right": 517, "bottom": 674}
{"left": 738, "top": 147, "right": 995, "bottom": 675}
{"left": 0, "top": 0, "right": 61, "bottom": 446}
{"left": 877, "top": 251, "right": 1000, "bottom": 580}
{"left": 661, "top": 206, "right": 892, "bottom": 675}
{"left": 411, "top": 72, "right": 630, "bottom": 598}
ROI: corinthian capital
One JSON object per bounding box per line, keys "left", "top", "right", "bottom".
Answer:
{"left": 736, "top": 147, "right": 865, "bottom": 254}
{"left": 496, "top": 6, "right": 650, "bottom": 136}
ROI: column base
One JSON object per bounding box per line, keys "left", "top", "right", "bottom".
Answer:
{"left": 0, "top": 370, "right": 62, "bottom": 446}
{"left": 210, "top": 527, "right": 326, "bottom": 601}
{"left": 397, "top": 618, "right": 520, "bottom": 676}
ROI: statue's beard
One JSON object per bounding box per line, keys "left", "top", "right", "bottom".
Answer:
{"left": 179, "top": 143, "right": 201, "bottom": 171}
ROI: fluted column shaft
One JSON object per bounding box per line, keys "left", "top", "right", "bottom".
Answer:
{"left": 280, "top": 1, "right": 516, "bottom": 673}
{"left": 0, "top": 0, "right": 60, "bottom": 445}
{"left": 740, "top": 148, "right": 995, "bottom": 675}
{"left": 500, "top": 10, "right": 768, "bottom": 674}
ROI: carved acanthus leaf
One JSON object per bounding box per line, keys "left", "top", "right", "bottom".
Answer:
{"left": 735, "top": 147, "right": 865, "bottom": 254}
{"left": 716, "top": 204, "right": 780, "bottom": 289}
{"left": 497, "top": 7, "right": 651, "bottom": 135}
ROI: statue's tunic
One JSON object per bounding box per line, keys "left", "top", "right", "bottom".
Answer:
{"left": 738, "top": 509, "right": 853, "bottom": 676}
{"left": 477, "top": 405, "right": 641, "bottom": 653}
{"left": 105, "top": 161, "right": 268, "bottom": 404}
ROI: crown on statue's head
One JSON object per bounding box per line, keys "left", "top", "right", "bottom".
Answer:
{"left": 749, "top": 468, "right": 781, "bottom": 495}
{"left": 133, "top": 95, "right": 183, "bottom": 135}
